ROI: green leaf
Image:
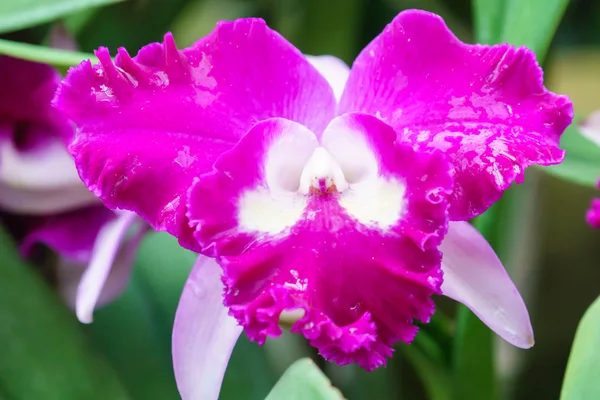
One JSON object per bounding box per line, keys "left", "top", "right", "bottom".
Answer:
{"left": 72, "top": 0, "right": 192, "bottom": 53}
{"left": 134, "top": 232, "right": 196, "bottom": 330}
{"left": 221, "top": 337, "right": 278, "bottom": 400}
{"left": 265, "top": 358, "right": 344, "bottom": 400}
{"left": 543, "top": 123, "right": 600, "bottom": 188}
{"left": 561, "top": 295, "right": 600, "bottom": 400}
{"left": 85, "top": 269, "right": 181, "bottom": 400}
{"left": 500, "top": 0, "right": 569, "bottom": 61}
{"left": 473, "top": 0, "right": 568, "bottom": 60}
{"left": 472, "top": 0, "right": 504, "bottom": 45}
{"left": 0, "top": 226, "right": 131, "bottom": 400}
{"left": 400, "top": 343, "right": 451, "bottom": 400}
{"left": 0, "top": 38, "right": 95, "bottom": 71}
{"left": 452, "top": 306, "right": 498, "bottom": 400}
{"left": 325, "top": 363, "right": 401, "bottom": 400}
{"left": 0, "top": 0, "right": 122, "bottom": 34}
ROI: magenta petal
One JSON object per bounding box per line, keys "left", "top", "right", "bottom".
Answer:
{"left": 54, "top": 21, "right": 336, "bottom": 250}
{"left": 0, "top": 136, "right": 97, "bottom": 214}
{"left": 440, "top": 221, "right": 534, "bottom": 348}
{"left": 188, "top": 114, "right": 453, "bottom": 369}
{"left": 587, "top": 193, "right": 600, "bottom": 229}
{"left": 340, "top": 9, "right": 573, "bottom": 220}
{"left": 0, "top": 56, "right": 71, "bottom": 142}
{"left": 75, "top": 211, "right": 143, "bottom": 323}
{"left": 173, "top": 256, "right": 242, "bottom": 400}
{"left": 20, "top": 205, "right": 114, "bottom": 263}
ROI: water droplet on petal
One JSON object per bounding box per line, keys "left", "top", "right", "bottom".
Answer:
{"left": 188, "top": 279, "right": 206, "bottom": 299}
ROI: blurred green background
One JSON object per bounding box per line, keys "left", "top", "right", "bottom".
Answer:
{"left": 2, "top": 0, "right": 600, "bottom": 399}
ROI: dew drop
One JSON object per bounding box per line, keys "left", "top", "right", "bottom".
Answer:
{"left": 426, "top": 188, "right": 443, "bottom": 204}
{"left": 427, "top": 276, "right": 438, "bottom": 287}
{"left": 188, "top": 280, "right": 206, "bottom": 299}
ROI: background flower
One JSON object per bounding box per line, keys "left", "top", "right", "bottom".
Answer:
{"left": 0, "top": 55, "right": 146, "bottom": 322}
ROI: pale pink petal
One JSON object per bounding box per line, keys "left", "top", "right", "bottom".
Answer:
{"left": 54, "top": 21, "right": 336, "bottom": 251}
{"left": 0, "top": 136, "right": 97, "bottom": 214}
{"left": 579, "top": 110, "right": 600, "bottom": 148}
{"left": 75, "top": 211, "right": 142, "bottom": 323}
{"left": 92, "top": 217, "right": 147, "bottom": 307}
{"left": 173, "top": 256, "right": 243, "bottom": 400}
{"left": 306, "top": 55, "right": 350, "bottom": 103}
{"left": 340, "top": 9, "right": 572, "bottom": 220}
{"left": 440, "top": 221, "right": 534, "bottom": 348}
{"left": 48, "top": 23, "right": 78, "bottom": 52}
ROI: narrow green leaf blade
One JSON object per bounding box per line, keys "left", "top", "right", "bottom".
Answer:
{"left": 452, "top": 307, "right": 498, "bottom": 400}
{"left": 472, "top": 0, "right": 505, "bottom": 45}
{"left": 0, "top": 39, "right": 95, "bottom": 70}
{"left": 0, "top": 227, "right": 131, "bottom": 400}
{"left": 221, "top": 337, "right": 277, "bottom": 400}
{"left": 561, "top": 295, "right": 600, "bottom": 399}
{"left": 543, "top": 123, "right": 600, "bottom": 188}
{"left": 134, "top": 232, "right": 196, "bottom": 329}
{"left": 400, "top": 342, "right": 451, "bottom": 400}
{"left": 0, "top": 0, "right": 122, "bottom": 34}
{"left": 265, "top": 358, "right": 344, "bottom": 400}
{"left": 500, "top": 0, "right": 569, "bottom": 60}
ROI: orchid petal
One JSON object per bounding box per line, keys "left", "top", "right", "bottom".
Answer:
{"left": 20, "top": 205, "right": 114, "bottom": 263}
{"left": 579, "top": 110, "right": 600, "bottom": 148}
{"left": 340, "top": 9, "right": 572, "bottom": 220}
{"left": 187, "top": 114, "right": 453, "bottom": 370}
{"left": 75, "top": 211, "right": 141, "bottom": 323}
{"left": 0, "top": 56, "right": 70, "bottom": 138}
{"left": 54, "top": 21, "right": 336, "bottom": 251}
{"left": 440, "top": 221, "right": 534, "bottom": 348}
{"left": 306, "top": 55, "right": 350, "bottom": 103}
{"left": 173, "top": 256, "right": 243, "bottom": 400}
{"left": 587, "top": 196, "right": 600, "bottom": 229}
{"left": 0, "top": 136, "right": 97, "bottom": 214}
{"left": 57, "top": 213, "right": 146, "bottom": 314}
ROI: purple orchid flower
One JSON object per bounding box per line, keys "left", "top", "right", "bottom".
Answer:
{"left": 577, "top": 111, "right": 600, "bottom": 228}
{"left": 54, "top": 9, "right": 572, "bottom": 398}
{"left": 0, "top": 55, "right": 146, "bottom": 322}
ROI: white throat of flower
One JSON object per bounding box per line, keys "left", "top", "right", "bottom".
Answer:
{"left": 299, "top": 147, "right": 348, "bottom": 195}
{"left": 238, "top": 121, "right": 407, "bottom": 235}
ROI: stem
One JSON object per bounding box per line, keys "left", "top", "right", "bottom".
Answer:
{"left": 0, "top": 38, "right": 95, "bottom": 69}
